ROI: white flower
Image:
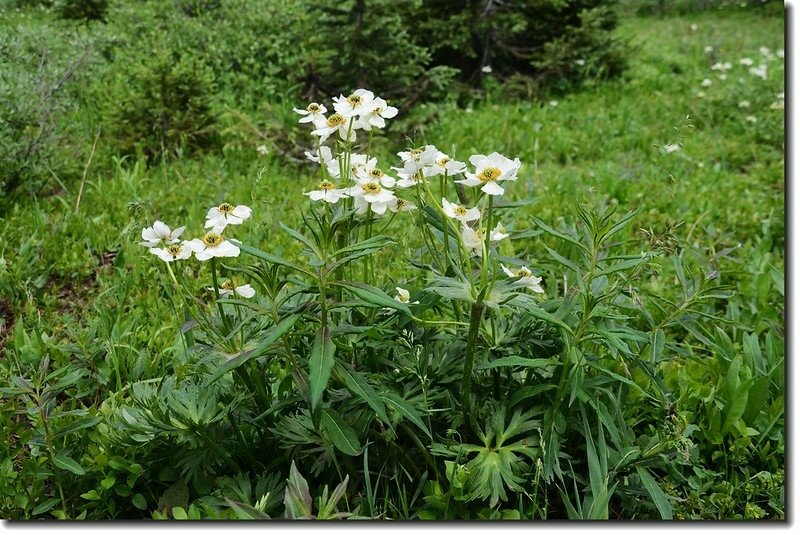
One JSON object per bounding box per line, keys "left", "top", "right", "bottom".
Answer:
{"left": 356, "top": 158, "right": 396, "bottom": 188}
{"left": 346, "top": 178, "right": 396, "bottom": 215}
{"left": 150, "top": 241, "right": 193, "bottom": 263}
{"left": 305, "top": 145, "right": 333, "bottom": 165}
{"left": 456, "top": 152, "right": 521, "bottom": 196}
{"left": 759, "top": 46, "right": 772, "bottom": 57}
{"left": 395, "top": 171, "right": 422, "bottom": 189}
{"left": 749, "top": 64, "right": 767, "bottom": 80}
{"left": 690, "top": 23, "right": 698, "bottom": 32}
{"left": 140, "top": 221, "right": 185, "bottom": 248}
{"left": 777, "top": 92, "right": 784, "bottom": 100}
{"left": 205, "top": 203, "right": 252, "bottom": 233}
{"left": 664, "top": 143, "right": 681, "bottom": 154}
{"left": 442, "top": 198, "right": 480, "bottom": 222}
{"left": 424, "top": 151, "right": 466, "bottom": 178}
{"left": 293, "top": 102, "right": 328, "bottom": 126}
{"left": 359, "top": 97, "right": 398, "bottom": 131}
{"left": 701, "top": 78, "right": 713, "bottom": 87}
{"left": 490, "top": 223, "right": 508, "bottom": 242}
{"left": 739, "top": 57, "right": 754, "bottom": 66}
{"left": 333, "top": 89, "right": 375, "bottom": 118}
{"left": 745, "top": 115, "right": 758, "bottom": 123}
{"left": 304, "top": 179, "right": 349, "bottom": 204}
{"left": 394, "top": 287, "right": 419, "bottom": 304}
{"left": 711, "top": 62, "right": 731, "bottom": 71}
{"left": 256, "top": 144, "right": 268, "bottom": 155}
{"left": 776, "top": 49, "right": 784, "bottom": 59}
{"left": 696, "top": 91, "right": 706, "bottom": 98}
{"left": 481, "top": 65, "right": 493, "bottom": 73}
{"left": 461, "top": 224, "right": 483, "bottom": 257}
{"left": 770, "top": 100, "right": 784, "bottom": 110}
{"left": 704, "top": 45, "right": 714, "bottom": 54}
{"left": 501, "top": 264, "right": 544, "bottom": 293}
{"left": 387, "top": 197, "right": 417, "bottom": 213}
{"left": 397, "top": 145, "right": 438, "bottom": 175}
{"left": 549, "top": 100, "right": 559, "bottom": 107}
{"left": 208, "top": 281, "right": 256, "bottom": 299}
{"left": 717, "top": 74, "right": 727, "bottom": 81}
{"left": 311, "top": 113, "right": 356, "bottom": 144}
{"left": 575, "top": 59, "right": 586, "bottom": 66}
{"left": 187, "top": 232, "right": 241, "bottom": 261}
{"left": 738, "top": 100, "right": 751, "bottom": 108}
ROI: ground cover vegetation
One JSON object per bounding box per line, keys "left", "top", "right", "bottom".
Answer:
{"left": 0, "top": 0, "right": 784, "bottom": 521}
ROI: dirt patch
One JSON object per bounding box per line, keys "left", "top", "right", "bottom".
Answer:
{"left": 0, "top": 299, "right": 14, "bottom": 351}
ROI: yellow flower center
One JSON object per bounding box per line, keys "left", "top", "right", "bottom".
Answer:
{"left": 437, "top": 157, "right": 451, "bottom": 167}
{"left": 327, "top": 114, "right": 346, "bottom": 127}
{"left": 409, "top": 148, "right": 423, "bottom": 159}
{"left": 369, "top": 168, "right": 384, "bottom": 179}
{"left": 479, "top": 167, "right": 502, "bottom": 182}
{"left": 221, "top": 280, "right": 236, "bottom": 291}
{"left": 454, "top": 205, "right": 467, "bottom": 216}
{"left": 307, "top": 103, "right": 321, "bottom": 113}
{"left": 396, "top": 199, "right": 407, "bottom": 209}
{"left": 346, "top": 94, "right": 363, "bottom": 106}
{"left": 362, "top": 182, "right": 381, "bottom": 195}
{"left": 202, "top": 233, "right": 223, "bottom": 247}
{"left": 218, "top": 202, "right": 234, "bottom": 214}
{"left": 513, "top": 267, "right": 532, "bottom": 277}
{"left": 166, "top": 244, "right": 183, "bottom": 256}
{"left": 319, "top": 180, "right": 336, "bottom": 191}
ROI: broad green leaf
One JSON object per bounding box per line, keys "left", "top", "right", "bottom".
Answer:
{"left": 636, "top": 466, "right": 673, "bottom": 519}
{"left": 335, "top": 364, "right": 390, "bottom": 426}
{"left": 32, "top": 498, "right": 60, "bottom": 516}
{"left": 206, "top": 314, "right": 300, "bottom": 385}
{"left": 335, "top": 281, "right": 411, "bottom": 316}
{"left": 475, "top": 356, "right": 555, "bottom": 371}
{"left": 53, "top": 454, "right": 85, "bottom": 475}
{"left": 380, "top": 392, "right": 432, "bottom": 439}
{"left": 172, "top": 507, "right": 188, "bottom": 520}
{"left": 284, "top": 461, "right": 312, "bottom": 519}
{"left": 132, "top": 493, "right": 147, "bottom": 511}
{"left": 321, "top": 408, "right": 361, "bottom": 455}
{"left": 309, "top": 327, "right": 335, "bottom": 412}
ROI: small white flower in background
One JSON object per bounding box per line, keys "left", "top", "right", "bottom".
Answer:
{"left": 704, "top": 45, "right": 714, "bottom": 54}
{"left": 187, "top": 232, "right": 241, "bottom": 261}
{"left": 749, "top": 64, "right": 767, "bottom": 80}
{"left": 461, "top": 224, "right": 483, "bottom": 257}
{"left": 738, "top": 100, "right": 751, "bottom": 108}
{"left": 501, "top": 264, "right": 544, "bottom": 293}
{"left": 770, "top": 100, "right": 784, "bottom": 110}
{"left": 205, "top": 203, "right": 252, "bottom": 233}
{"left": 333, "top": 89, "right": 375, "bottom": 118}
{"left": 776, "top": 92, "right": 784, "bottom": 100}
{"left": 465, "top": 107, "right": 474, "bottom": 114}
{"left": 397, "top": 145, "right": 438, "bottom": 175}
{"left": 746, "top": 115, "right": 758, "bottom": 123}
{"left": 457, "top": 152, "right": 521, "bottom": 196}
{"left": 293, "top": 102, "right": 328, "bottom": 127}
{"left": 575, "top": 59, "right": 586, "bottom": 66}
{"left": 711, "top": 62, "right": 731, "bottom": 71}
{"left": 140, "top": 221, "right": 185, "bottom": 248}
{"left": 394, "top": 287, "right": 419, "bottom": 304}
{"left": 359, "top": 97, "right": 399, "bottom": 131}
{"left": 208, "top": 280, "right": 256, "bottom": 298}
{"left": 701, "top": 78, "right": 713, "bottom": 87}
{"left": 311, "top": 113, "right": 356, "bottom": 143}
{"left": 304, "top": 179, "right": 349, "bottom": 204}
{"left": 776, "top": 49, "right": 784, "bottom": 59}
{"left": 664, "top": 143, "right": 681, "bottom": 154}
{"left": 549, "top": 100, "right": 559, "bottom": 107}
{"left": 150, "top": 241, "right": 193, "bottom": 263}
{"left": 697, "top": 161, "right": 705, "bottom": 168}
{"left": 442, "top": 198, "right": 480, "bottom": 222}
{"left": 481, "top": 65, "right": 493, "bottom": 74}
{"left": 424, "top": 151, "right": 466, "bottom": 178}
{"left": 256, "top": 144, "right": 268, "bottom": 155}
{"left": 395, "top": 171, "right": 423, "bottom": 189}
{"left": 490, "top": 223, "right": 508, "bottom": 242}
{"left": 739, "top": 57, "right": 754, "bottom": 66}
{"left": 305, "top": 145, "right": 333, "bottom": 165}
{"left": 716, "top": 74, "right": 727, "bottom": 81}
{"left": 387, "top": 197, "right": 417, "bottom": 213}
{"left": 759, "top": 46, "right": 772, "bottom": 57}
{"left": 696, "top": 91, "right": 706, "bottom": 98}
{"left": 690, "top": 23, "right": 698, "bottom": 32}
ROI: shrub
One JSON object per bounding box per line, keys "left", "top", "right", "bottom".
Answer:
{"left": 57, "top": 0, "right": 109, "bottom": 21}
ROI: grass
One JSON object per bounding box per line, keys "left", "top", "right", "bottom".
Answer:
{"left": 0, "top": 3, "right": 784, "bottom": 520}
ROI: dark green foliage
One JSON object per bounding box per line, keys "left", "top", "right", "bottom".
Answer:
{"left": 57, "top": 0, "right": 109, "bottom": 21}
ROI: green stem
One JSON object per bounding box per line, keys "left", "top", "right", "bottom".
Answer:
{"left": 210, "top": 258, "right": 231, "bottom": 334}
{"left": 461, "top": 301, "right": 484, "bottom": 436}
{"left": 39, "top": 406, "right": 68, "bottom": 517}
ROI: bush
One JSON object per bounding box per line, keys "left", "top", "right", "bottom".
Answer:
{"left": 57, "top": 0, "right": 109, "bottom": 21}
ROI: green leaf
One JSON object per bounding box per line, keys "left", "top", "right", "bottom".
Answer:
{"left": 380, "top": 392, "right": 432, "bottom": 439}
{"left": 475, "top": 356, "right": 555, "bottom": 371}
{"left": 284, "top": 461, "right": 312, "bottom": 519}
{"left": 636, "top": 466, "right": 673, "bottom": 519}
{"left": 335, "top": 281, "right": 411, "bottom": 316}
{"left": 541, "top": 242, "right": 581, "bottom": 273}
{"left": 508, "top": 384, "right": 556, "bottom": 407}
{"left": 232, "top": 240, "right": 312, "bottom": 276}
{"left": 335, "top": 364, "right": 390, "bottom": 426}
{"left": 53, "top": 454, "right": 85, "bottom": 475}
{"left": 172, "top": 506, "right": 188, "bottom": 520}
{"left": 132, "top": 493, "right": 147, "bottom": 511}
{"left": 224, "top": 498, "right": 270, "bottom": 519}
{"left": 333, "top": 235, "right": 394, "bottom": 257}
{"left": 650, "top": 328, "right": 665, "bottom": 364}
{"left": 206, "top": 314, "right": 300, "bottom": 385}
{"left": 280, "top": 222, "right": 323, "bottom": 259}
{"left": 321, "top": 408, "right": 361, "bottom": 455}
{"left": 52, "top": 416, "right": 103, "bottom": 439}
{"left": 532, "top": 217, "right": 587, "bottom": 251}
{"left": 32, "top": 497, "right": 60, "bottom": 516}
{"left": 309, "top": 327, "right": 335, "bottom": 412}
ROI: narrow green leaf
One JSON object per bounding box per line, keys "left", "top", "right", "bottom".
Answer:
{"left": 508, "top": 384, "right": 556, "bottom": 407}
{"left": 232, "top": 240, "right": 312, "bottom": 276}
{"left": 335, "top": 281, "right": 411, "bottom": 316}
{"left": 53, "top": 454, "right": 85, "bottom": 475}
{"left": 321, "top": 408, "right": 361, "bottom": 455}
{"left": 335, "top": 364, "right": 390, "bottom": 426}
{"left": 309, "top": 327, "right": 335, "bottom": 412}
{"left": 333, "top": 235, "right": 394, "bottom": 256}
{"left": 636, "top": 466, "right": 673, "bottom": 519}
{"left": 475, "top": 356, "right": 555, "bottom": 371}
{"left": 206, "top": 314, "right": 300, "bottom": 385}
{"left": 541, "top": 242, "right": 581, "bottom": 273}
{"left": 52, "top": 416, "right": 103, "bottom": 439}
{"left": 279, "top": 222, "right": 323, "bottom": 259}
{"left": 32, "top": 498, "right": 61, "bottom": 516}
{"left": 380, "top": 392, "right": 432, "bottom": 439}
{"left": 532, "top": 217, "right": 587, "bottom": 251}
{"left": 650, "top": 328, "right": 665, "bottom": 364}
{"left": 224, "top": 498, "right": 271, "bottom": 519}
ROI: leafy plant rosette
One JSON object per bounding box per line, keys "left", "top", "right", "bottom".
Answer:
{"left": 126, "top": 88, "right": 741, "bottom": 519}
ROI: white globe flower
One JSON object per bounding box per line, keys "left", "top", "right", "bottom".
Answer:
{"left": 140, "top": 221, "right": 185, "bottom": 248}
{"left": 358, "top": 97, "right": 398, "bottom": 130}
{"left": 456, "top": 152, "right": 521, "bottom": 196}
{"left": 501, "top": 264, "right": 544, "bottom": 293}
{"left": 205, "top": 203, "right": 252, "bottom": 233}
{"left": 304, "top": 180, "right": 349, "bottom": 204}
{"left": 332, "top": 89, "right": 375, "bottom": 118}
{"left": 293, "top": 102, "right": 328, "bottom": 127}
{"left": 208, "top": 281, "right": 256, "bottom": 299}
{"left": 150, "top": 241, "right": 193, "bottom": 263}
{"left": 187, "top": 233, "right": 241, "bottom": 261}
{"left": 442, "top": 198, "right": 480, "bottom": 222}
